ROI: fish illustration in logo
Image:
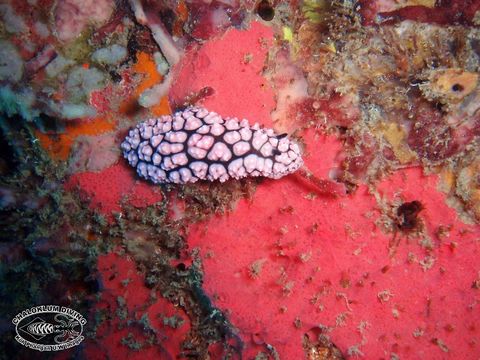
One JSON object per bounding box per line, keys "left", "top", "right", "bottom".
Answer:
{"left": 17, "top": 313, "right": 82, "bottom": 344}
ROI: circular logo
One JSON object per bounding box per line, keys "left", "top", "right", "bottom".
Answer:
{"left": 12, "top": 305, "right": 86, "bottom": 351}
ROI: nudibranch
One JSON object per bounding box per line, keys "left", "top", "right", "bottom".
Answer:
{"left": 121, "top": 106, "right": 303, "bottom": 184}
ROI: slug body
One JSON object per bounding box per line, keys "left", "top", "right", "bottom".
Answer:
{"left": 121, "top": 107, "right": 303, "bottom": 184}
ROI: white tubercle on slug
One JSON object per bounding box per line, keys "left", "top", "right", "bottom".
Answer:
{"left": 121, "top": 106, "right": 303, "bottom": 184}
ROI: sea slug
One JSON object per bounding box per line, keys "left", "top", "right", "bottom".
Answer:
{"left": 121, "top": 106, "right": 303, "bottom": 184}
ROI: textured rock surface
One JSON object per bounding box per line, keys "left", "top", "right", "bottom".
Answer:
{"left": 121, "top": 107, "right": 303, "bottom": 184}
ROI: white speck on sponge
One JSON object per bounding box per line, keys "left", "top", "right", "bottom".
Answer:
{"left": 0, "top": 4, "right": 27, "bottom": 34}
{"left": 66, "top": 66, "right": 106, "bottom": 102}
{"left": 0, "top": 41, "right": 23, "bottom": 82}
{"left": 138, "top": 73, "right": 173, "bottom": 108}
{"left": 45, "top": 55, "right": 75, "bottom": 78}
{"left": 153, "top": 51, "right": 169, "bottom": 75}
{"left": 91, "top": 44, "right": 128, "bottom": 65}
{"left": 61, "top": 103, "right": 97, "bottom": 119}
{"left": 34, "top": 22, "right": 51, "bottom": 38}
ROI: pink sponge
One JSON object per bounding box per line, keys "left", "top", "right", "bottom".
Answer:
{"left": 187, "top": 137, "right": 480, "bottom": 358}
{"left": 65, "top": 163, "right": 163, "bottom": 222}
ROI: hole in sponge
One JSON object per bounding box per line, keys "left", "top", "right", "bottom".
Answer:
{"left": 451, "top": 83, "right": 464, "bottom": 92}
{"left": 256, "top": 0, "right": 275, "bottom": 21}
